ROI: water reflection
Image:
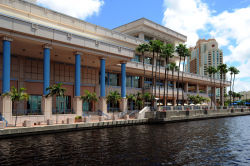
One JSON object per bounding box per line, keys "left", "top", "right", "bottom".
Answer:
{"left": 1, "top": 116, "right": 250, "bottom": 165}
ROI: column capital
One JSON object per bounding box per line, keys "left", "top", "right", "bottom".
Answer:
{"left": 2, "top": 36, "right": 13, "bottom": 42}
{"left": 73, "top": 51, "right": 83, "bottom": 55}
{"left": 99, "top": 56, "right": 107, "bottom": 60}
{"left": 43, "top": 44, "right": 52, "bottom": 50}
{"left": 120, "top": 61, "right": 127, "bottom": 64}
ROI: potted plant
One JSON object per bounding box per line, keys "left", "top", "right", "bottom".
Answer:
{"left": 231, "top": 106, "right": 234, "bottom": 113}
{"left": 75, "top": 116, "right": 82, "bottom": 122}
{"left": 186, "top": 107, "right": 190, "bottom": 116}
{"left": 241, "top": 106, "right": 244, "bottom": 112}
{"left": 210, "top": 106, "right": 213, "bottom": 110}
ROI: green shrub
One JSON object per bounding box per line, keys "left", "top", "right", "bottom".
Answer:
{"left": 75, "top": 116, "right": 82, "bottom": 119}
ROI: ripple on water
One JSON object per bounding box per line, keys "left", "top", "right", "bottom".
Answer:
{"left": 0, "top": 116, "right": 250, "bottom": 165}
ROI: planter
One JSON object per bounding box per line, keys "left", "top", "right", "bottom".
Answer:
{"left": 210, "top": 107, "right": 213, "bottom": 110}
{"left": 186, "top": 111, "right": 190, "bottom": 116}
{"left": 231, "top": 109, "right": 234, "bottom": 113}
{"left": 241, "top": 109, "right": 244, "bottom": 112}
{"left": 75, "top": 119, "right": 82, "bottom": 123}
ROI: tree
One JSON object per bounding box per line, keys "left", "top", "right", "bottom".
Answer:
{"left": 212, "top": 67, "right": 218, "bottom": 106}
{"left": 232, "top": 92, "right": 237, "bottom": 105}
{"left": 135, "top": 100, "right": 143, "bottom": 110}
{"left": 135, "top": 43, "right": 150, "bottom": 106}
{"left": 217, "top": 64, "right": 228, "bottom": 106}
{"left": 80, "top": 90, "right": 98, "bottom": 116}
{"left": 207, "top": 66, "right": 217, "bottom": 106}
{"left": 46, "top": 83, "right": 67, "bottom": 124}
{"left": 181, "top": 48, "right": 191, "bottom": 106}
{"left": 175, "top": 44, "right": 187, "bottom": 106}
{"left": 143, "top": 92, "right": 151, "bottom": 107}
{"left": 228, "top": 67, "right": 236, "bottom": 106}
{"left": 169, "top": 63, "right": 179, "bottom": 106}
{"left": 126, "top": 94, "right": 136, "bottom": 110}
{"left": 187, "top": 94, "right": 210, "bottom": 105}
{"left": 2, "top": 87, "right": 29, "bottom": 127}
{"left": 232, "top": 68, "right": 239, "bottom": 105}
{"left": 160, "top": 43, "right": 175, "bottom": 106}
{"left": 106, "top": 91, "right": 121, "bottom": 116}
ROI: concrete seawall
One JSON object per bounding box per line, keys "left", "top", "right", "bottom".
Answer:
{"left": 0, "top": 108, "right": 249, "bottom": 138}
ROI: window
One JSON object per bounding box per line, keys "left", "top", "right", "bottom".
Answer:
{"left": 109, "top": 73, "right": 119, "bottom": 86}
{"left": 56, "top": 96, "right": 71, "bottom": 110}
{"left": 83, "top": 101, "right": 89, "bottom": 112}
{"left": 27, "top": 95, "right": 42, "bottom": 110}
{"left": 145, "top": 57, "right": 152, "bottom": 65}
{"left": 134, "top": 35, "right": 139, "bottom": 38}
{"left": 156, "top": 79, "right": 164, "bottom": 88}
{"left": 132, "top": 76, "right": 140, "bottom": 88}
{"left": 132, "top": 55, "right": 140, "bottom": 62}
{"left": 144, "top": 77, "right": 153, "bottom": 88}
{"left": 126, "top": 75, "right": 131, "bottom": 87}
{"left": 145, "top": 36, "right": 153, "bottom": 42}
{"left": 157, "top": 60, "right": 163, "bottom": 67}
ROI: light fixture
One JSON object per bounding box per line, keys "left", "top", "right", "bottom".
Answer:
{"left": 92, "top": 61, "right": 95, "bottom": 63}
{"left": 23, "top": 49, "right": 26, "bottom": 52}
{"left": 40, "top": 52, "right": 42, "bottom": 55}
{"left": 69, "top": 57, "right": 71, "bottom": 59}
{"left": 55, "top": 55, "right": 58, "bottom": 57}
{"left": 81, "top": 60, "right": 84, "bottom": 61}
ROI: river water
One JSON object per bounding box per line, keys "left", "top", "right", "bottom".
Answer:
{"left": 0, "top": 116, "right": 250, "bottom": 165}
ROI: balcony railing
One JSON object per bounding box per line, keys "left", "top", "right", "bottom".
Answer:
{"left": 52, "top": 109, "right": 74, "bottom": 114}
{"left": 12, "top": 109, "right": 42, "bottom": 116}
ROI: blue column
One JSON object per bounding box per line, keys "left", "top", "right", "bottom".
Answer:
{"left": 2, "top": 40, "right": 11, "bottom": 93}
{"left": 75, "top": 53, "right": 81, "bottom": 96}
{"left": 43, "top": 48, "right": 50, "bottom": 95}
{"left": 100, "top": 58, "right": 106, "bottom": 97}
{"left": 121, "top": 63, "right": 126, "bottom": 98}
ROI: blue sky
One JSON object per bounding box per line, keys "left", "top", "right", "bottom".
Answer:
{"left": 37, "top": 0, "right": 250, "bottom": 93}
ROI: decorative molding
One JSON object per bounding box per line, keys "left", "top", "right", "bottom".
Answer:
{"left": 99, "top": 56, "right": 107, "bottom": 60}
{"left": 44, "top": 8, "right": 49, "bottom": 13}
{"left": 73, "top": 51, "right": 83, "bottom": 56}
{"left": 31, "top": 23, "right": 38, "bottom": 30}
{"left": 67, "top": 33, "right": 72, "bottom": 38}
{"left": 118, "top": 46, "right": 122, "bottom": 51}
{"left": 43, "top": 44, "right": 52, "bottom": 50}
{"left": 95, "top": 40, "right": 99, "bottom": 45}
{"left": 2, "top": 36, "right": 13, "bottom": 42}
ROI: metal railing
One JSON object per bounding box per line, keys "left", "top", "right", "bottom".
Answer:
{"left": 82, "top": 112, "right": 87, "bottom": 118}
{"left": 0, "top": 114, "right": 8, "bottom": 127}
{"left": 118, "top": 110, "right": 128, "bottom": 118}
{"left": 184, "top": 106, "right": 192, "bottom": 110}
{"left": 160, "top": 106, "right": 171, "bottom": 111}
{"left": 202, "top": 106, "right": 208, "bottom": 109}
{"left": 173, "top": 106, "right": 182, "bottom": 110}
{"left": 52, "top": 109, "right": 74, "bottom": 114}
{"left": 98, "top": 110, "right": 109, "bottom": 120}
{"left": 12, "top": 109, "right": 42, "bottom": 116}
{"left": 128, "top": 110, "right": 138, "bottom": 117}
{"left": 193, "top": 106, "right": 200, "bottom": 110}
{"left": 107, "top": 108, "right": 121, "bottom": 113}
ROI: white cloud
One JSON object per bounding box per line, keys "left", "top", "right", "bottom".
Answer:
{"left": 233, "top": 79, "right": 250, "bottom": 93}
{"left": 37, "top": 0, "right": 104, "bottom": 20}
{"left": 162, "top": 0, "right": 250, "bottom": 93}
{"left": 162, "top": 0, "right": 211, "bottom": 46}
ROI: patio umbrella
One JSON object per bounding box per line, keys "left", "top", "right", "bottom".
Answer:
{"left": 196, "top": 104, "right": 201, "bottom": 106}
{"left": 167, "top": 103, "right": 172, "bottom": 106}
{"left": 175, "top": 104, "right": 182, "bottom": 106}
{"left": 157, "top": 103, "right": 163, "bottom": 106}
{"left": 201, "top": 103, "right": 208, "bottom": 105}
{"left": 190, "top": 104, "right": 195, "bottom": 106}
{"left": 184, "top": 103, "right": 188, "bottom": 105}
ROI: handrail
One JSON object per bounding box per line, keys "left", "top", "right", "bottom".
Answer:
{"left": 128, "top": 110, "right": 137, "bottom": 117}
{"left": 118, "top": 110, "right": 128, "bottom": 118}
{"left": 0, "top": 114, "right": 8, "bottom": 127}
{"left": 82, "top": 112, "right": 87, "bottom": 118}
{"left": 98, "top": 110, "right": 109, "bottom": 120}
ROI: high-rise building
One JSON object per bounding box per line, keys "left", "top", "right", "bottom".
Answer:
{"left": 185, "top": 38, "right": 226, "bottom": 100}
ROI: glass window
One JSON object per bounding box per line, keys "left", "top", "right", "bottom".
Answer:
{"left": 56, "top": 96, "right": 71, "bottom": 110}
{"left": 132, "top": 55, "right": 140, "bottom": 62}
{"left": 126, "top": 75, "right": 131, "bottom": 87}
{"left": 132, "top": 76, "right": 140, "bottom": 88}
{"left": 83, "top": 101, "right": 89, "bottom": 112}
{"left": 157, "top": 60, "right": 163, "bottom": 67}
{"left": 27, "top": 95, "right": 42, "bottom": 110}
{"left": 145, "top": 36, "right": 153, "bottom": 42}
{"left": 145, "top": 57, "right": 152, "bottom": 65}
{"left": 156, "top": 79, "right": 164, "bottom": 88}
{"left": 99, "top": 72, "right": 109, "bottom": 85}
{"left": 109, "top": 73, "right": 119, "bottom": 86}
{"left": 144, "top": 77, "right": 153, "bottom": 88}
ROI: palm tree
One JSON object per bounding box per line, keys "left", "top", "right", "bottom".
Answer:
{"left": 126, "top": 94, "right": 136, "bottom": 110}
{"left": 232, "top": 92, "right": 237, "bottom": 105}
{"left": 2, "top": 87, "right": 29, "bottom": 127}
{"left": 217, "top": 64, "right": 228, "bottom": 106}
{"left": 106, "top": 91, "right": 121, "bottom": 116}
{"left": 169, "top": 63, "right": 179, "bottom": 106}
{"left": 232, "top": 68, "right": 239, "bottom": 104}
{"left": 135, "top": 43, "right": 150, "bottom": 106}
{"left": 160, "top": 43, "right": 175, "bottom": 106}
{"left": 181, "top": 48, "right": 191, "bottom": 106}
{"left": 228, "top": 67, "right": 236, "bottom": 106}
{"left": 175, "top": 44, "right": 187, "bottom": 105}
{"left": 143, "top": 92, "right": 151, "bottom": 107}
{"left": 46, "top": 83, "right": 67, "bottom": 124}
{"left": 212, "top": 67, "right": 218, "bottom": 106}
{"left": 80, "top": 90, "right": 98, "bottom": 116}
{"left": 207, "top": 66, "right": 216, "bottom": 106}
